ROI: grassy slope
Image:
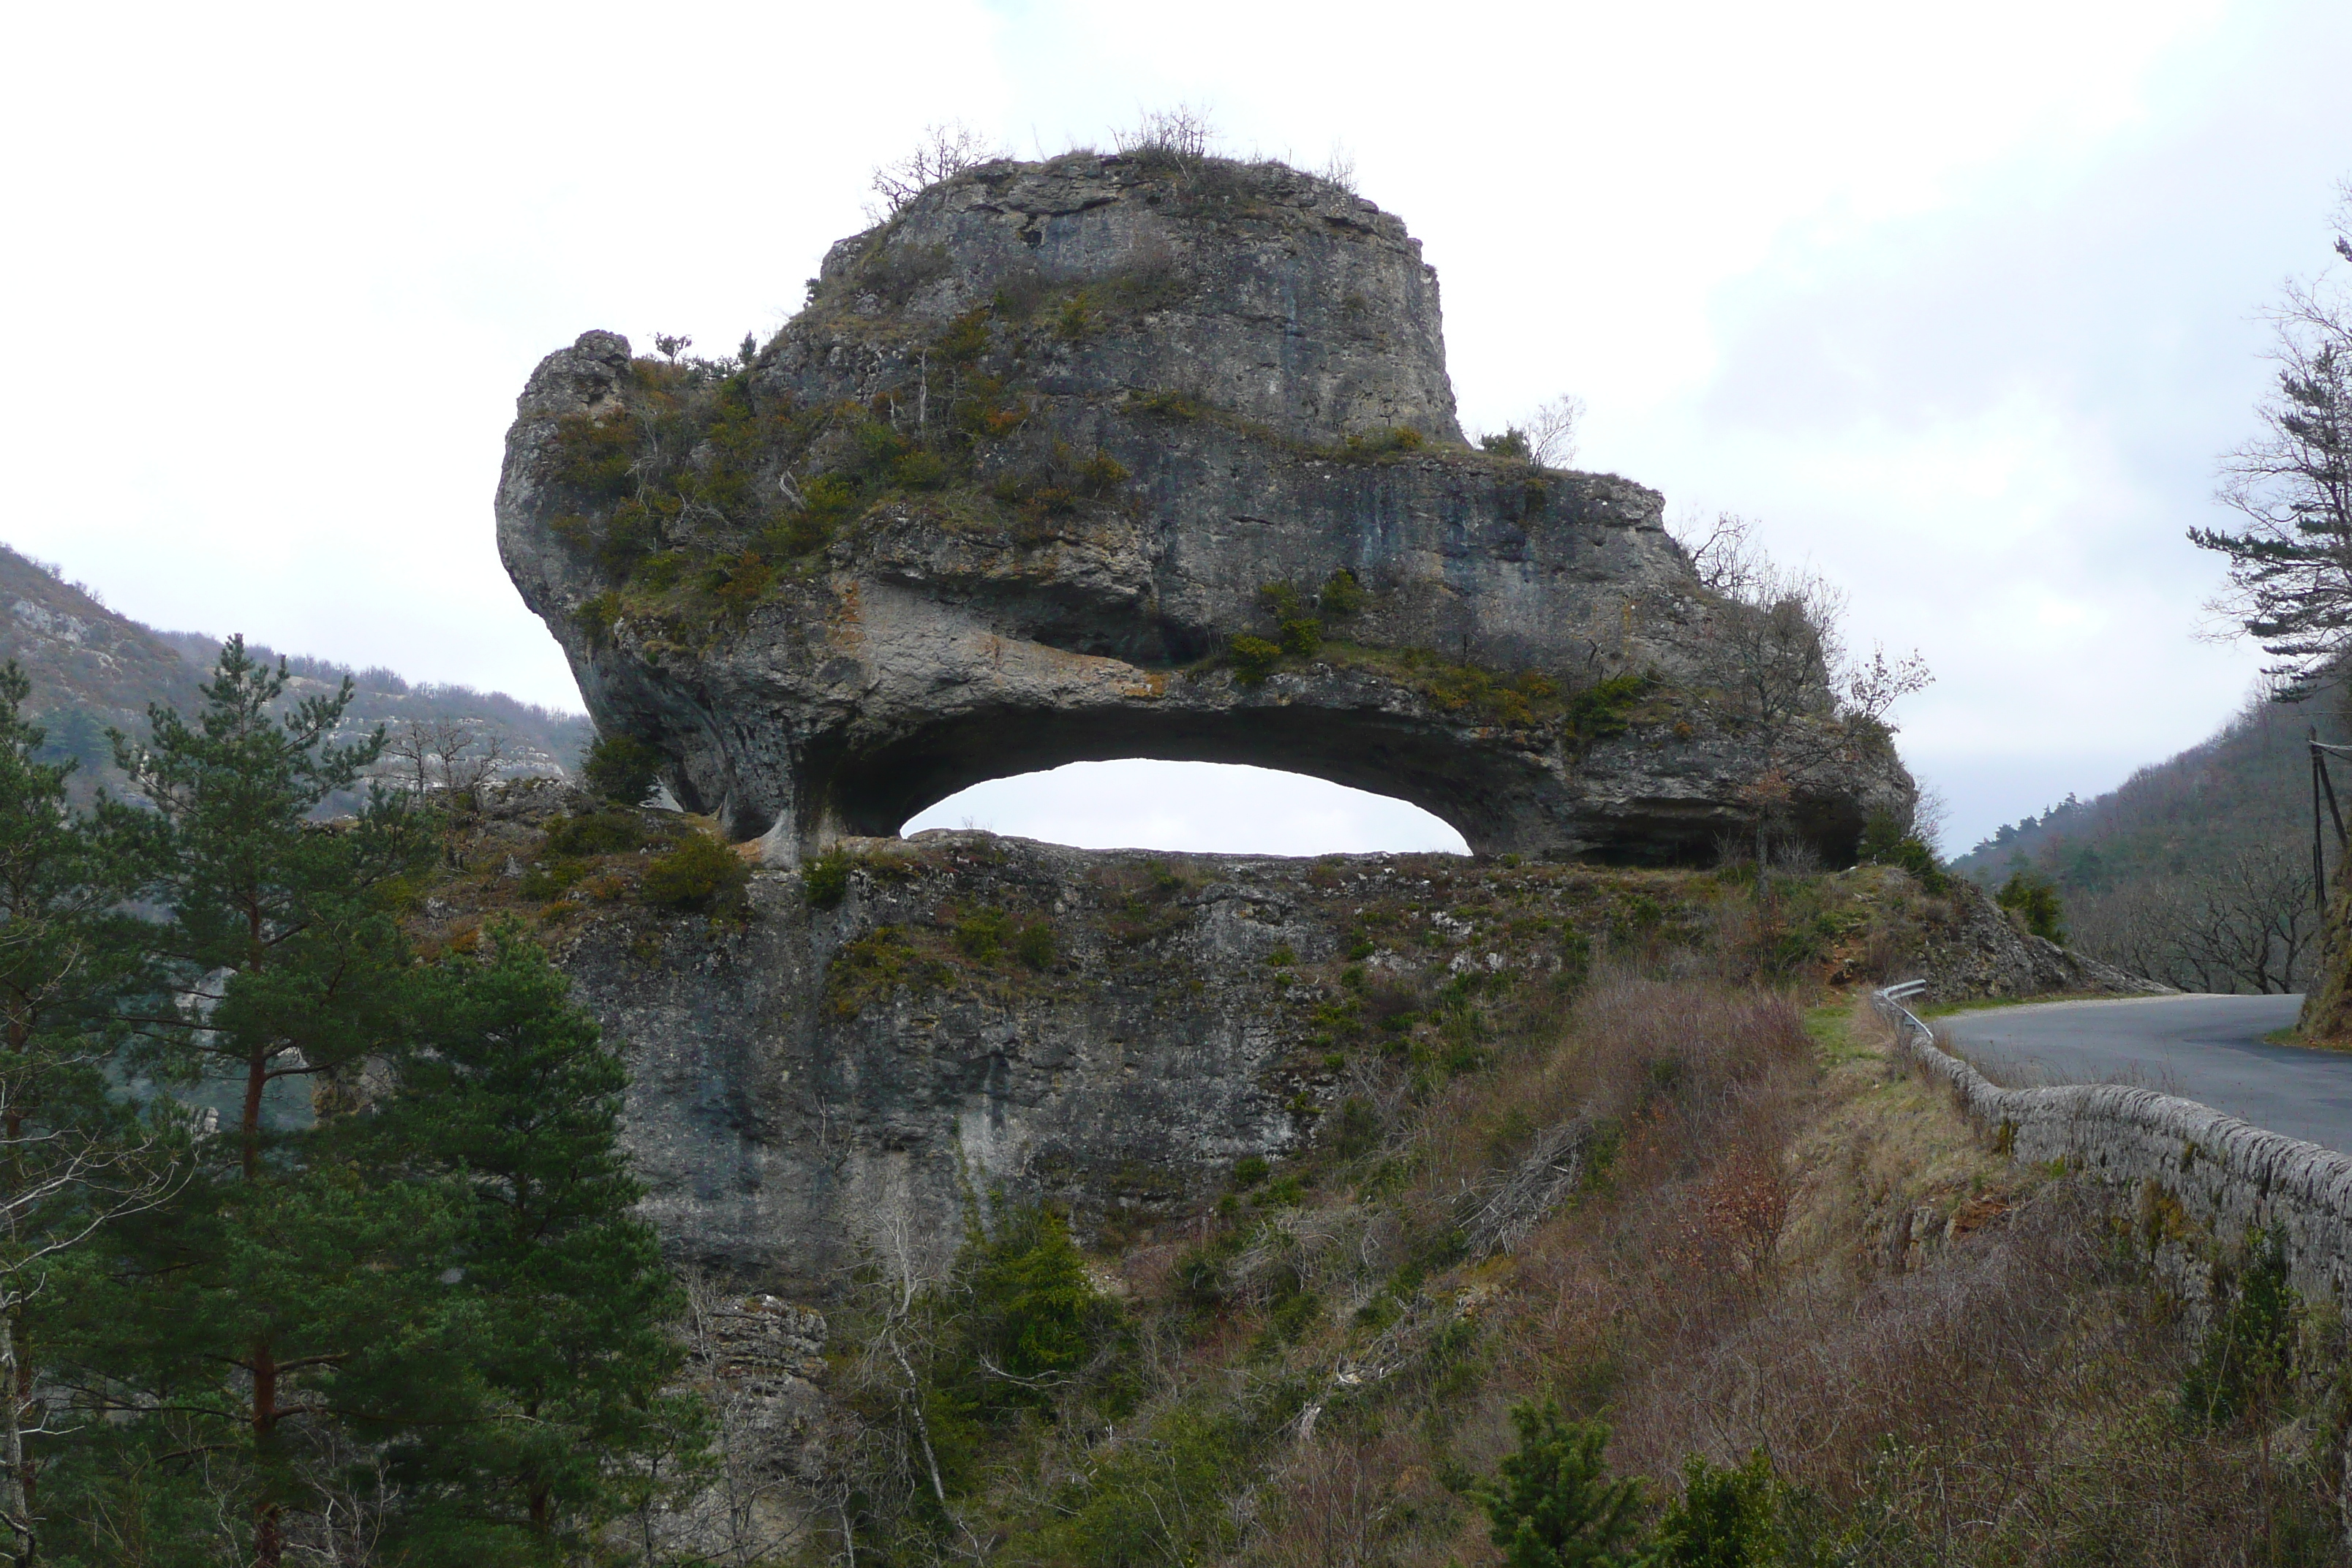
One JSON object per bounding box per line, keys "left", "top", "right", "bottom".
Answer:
{"left": 777, "top": 891, "right": 2342, "bottom": 1564}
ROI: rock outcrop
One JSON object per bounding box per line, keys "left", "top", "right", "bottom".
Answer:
{"left": 497, "top": 153, "right": 1912, "bottom": 867}
{"left": 1909, "top": 877, "right": 2173, "bottom": 1005}
{"left": 435, "top": 785, "right": 2159, "bottom": 1300}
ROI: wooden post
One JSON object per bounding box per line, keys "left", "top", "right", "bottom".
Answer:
{"left": 2316, "top": 733, "right": 2329, "bottom": 921}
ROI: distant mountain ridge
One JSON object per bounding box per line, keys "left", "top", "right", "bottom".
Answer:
{"left": 1950, "top": 679, "right": 2334, "bottom": 892}
{"left": 1948, "top": 674, "right": 2341, "bottom": 992}
{"left": 0, "top": 541, "right": 591, "bottom": 803}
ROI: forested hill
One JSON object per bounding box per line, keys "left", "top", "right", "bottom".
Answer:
{"left": 1948, "top": 673, "right": 2343, "bottom": 992}
{"left": 0, "top": 541, "right": 592, "bottom": 804}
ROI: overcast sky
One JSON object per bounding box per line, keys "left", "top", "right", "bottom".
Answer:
{"left": 5, "top": 0, "right": 2347, "bottom": 856}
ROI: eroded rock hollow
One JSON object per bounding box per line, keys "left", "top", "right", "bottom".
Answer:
{"left": 497, "top": 152, "right": 1910, "bottom": 864}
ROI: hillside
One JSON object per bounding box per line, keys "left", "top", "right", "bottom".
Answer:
{"left": 0, "top": 541, "right": 592, "bottom": 804}
{"left": 1948, "top": 674, "right": 2340, "bottom": 992}
{"left": 378, "top": 785, "right": 2279, "bottom": 1564}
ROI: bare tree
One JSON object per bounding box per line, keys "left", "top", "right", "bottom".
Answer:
{"left": 1525, "top": 393, "right": 1586, "bottom": 469}
{"left": 868, "top": 124, "right": 1000, "bottom": 222}
{"left": 1674, "top": 528, "right": 1932, "bottom": 869}
{"left": 377, "top": 717, "right": 509, "bottom": 809}
{"left": 2072, "top": 846, "right": 2318, "bottom": 993}
{"left": 1480, "top": 394, "right": 1588, "bottom": 470}
{"left": 1317, "top": 143, "right": 1358, "bottom": 196}
{"left": 2193, "top": 188, "right": 2352, "bottom": 701}
{"left": 1673, "top": 511, "right": 1765, "bottom": 601}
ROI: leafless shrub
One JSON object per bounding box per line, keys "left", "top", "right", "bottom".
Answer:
{"left": 377, "top": 716, "right": 509, "bottom": 807}
{"left": 1113, "top": 105, "right": 1216, "bottom": 167}
{"left": 1250, "top": 1435, "right": 1411, "bottom": 1568}
{"left": 1316, "top": 144, "right": 1359, "bottom": 197}
{"left": 867, "top": 123, "right": 1000, "bottom": 222}
{"left": 1673, "top": 510, "right": 1765, "bottom": 600}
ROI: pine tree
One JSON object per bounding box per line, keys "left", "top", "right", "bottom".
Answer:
{"left": 1479, "top": 1402, "right": 1648, "bottom": 1568}
{"left": 53, "top": 637, "right": 442, "bottom": 1567}
{"left": 40, "top": 642, "right": 705, "bottom": 1564}
{"left": 113, "top": 636, "right": 421, "bottom": 1174}
{"left": 2190, "top": 204, "right": 2352, "bottom": 700}
{"left": 0, "top": 664, "right": 173, "bottom": 1567}
{"left": 360, "top": 924, "right": 705, "bottom": 1561}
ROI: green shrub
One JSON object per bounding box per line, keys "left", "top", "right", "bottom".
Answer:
{"left": 1030, "top": 1406, "right": 1248, "bottom": 1564}
{"left": 769, "top": 473, "right": 861, "bottom": 556}
{"left": 573, "top": 591, "right": 625, "bottom": 647}
{"left": 890, "top": 449, "right": 951, "bottom": 489}
{"left": 1649, "top": 1449, "right": 1782, "bottom": 1567}
{"left": 634, "top": 549, "right": 685, "bottom": 590}
{"left": 543, "top": 809, "right": 655, "bottom": 858}
{"left": 802, "top": 848, "right": 851, "bottom": 909}
{"left": 1319, "top": 568, "right": 1366, "bottom": 617}
{"left": 581, "top": 733, "right": 664, "bottom": 804}
{"left": 1258, "top": 581, "right": 1311, "bottom": 622}
{"left": 1229, "top": 634, "right": 1282, "bottom": 685}
{"left": 1481, "top": 428, "right": 1532, "bottom": 460}
{"left": 1266, "top": 1287, "right": 1322, "bottom": 1343}
{"left": 640, "top": 831, "right": 750, "bottom": 913}
{"left": 1231, "top": 1156, "right": 1270, "bottom": 1189}
{"left": 1013, "top": 919, "right": 1055, "bottom": 969}
{"left": 1860, "top": 810, "right": 1949, "bottom": 892}
{"left": 519, "top": 859, "right": 588, "bottom": 902}
{"left": 551, "top": 409, "right": 638, "bottom": 499}
{"left": 1278, "top": 617, "right": 1322, "bottom": 657}
{"left": 1887, "top": 837, "right": 1947, "bottom": 892}
{"left": 1130, "top": 387, "right": 1212, "bottom": 421}
{"left": 1333, "top": 1096, "right": 1381, "bottom": 1158}
{"left": 1563, "top": 674, "right": 1651, "bottom": 747}
{"left": 955, "top": 907, "right": 1011, "bottom": 961}
{"left": 1343, "top": 426, "right": 1424, "bottom": 456}
{"left": 1995, "top": 870, "right": 2066, "bottom": 943}
{"left": 2179, "top": 1227, "right": 2297, "bottom": 1428}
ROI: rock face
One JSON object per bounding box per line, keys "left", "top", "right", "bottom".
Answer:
{"left": 440, "top": 786, "right": 2155, "bottom": 1300}
{"left": 497, "top": 153, "right": 1911, "bottom": 867}
{"left": 1909, "top": 878, "right": 2173, "bottom": 1005}
{"left": 551, "top": 827, "right": 1580, "bottom": 1292}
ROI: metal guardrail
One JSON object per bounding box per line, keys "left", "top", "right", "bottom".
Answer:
{"left": 1871, "top": 979, "right": 1934, "bottom": 1053}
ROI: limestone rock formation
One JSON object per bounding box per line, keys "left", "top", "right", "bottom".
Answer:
{"left": 498, "top": 151, "right": 1912, "bottom": 865}
{"left": 1907, "top": 877, "right": 2174, "bottom": 1004}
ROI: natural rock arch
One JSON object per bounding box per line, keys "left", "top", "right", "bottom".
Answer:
{"left": 498, "top": 154, "right": 1909, "bottom": 864}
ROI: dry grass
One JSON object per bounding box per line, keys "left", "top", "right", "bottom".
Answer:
{"left": 1205, "top": 974, "right": 2349, "bottom": 1567}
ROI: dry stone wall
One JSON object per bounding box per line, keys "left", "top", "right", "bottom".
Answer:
{"left": 1876, "top": 986, "right": 2352, "bottom": 1303}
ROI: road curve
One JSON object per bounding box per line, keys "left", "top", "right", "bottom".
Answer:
{"left": 1936, "top": 993, "right": 2352, "bottom": 1155}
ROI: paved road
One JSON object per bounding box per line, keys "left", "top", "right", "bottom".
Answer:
{"left": 1936, "top": 993, "right": 2352, "bottom": 1155}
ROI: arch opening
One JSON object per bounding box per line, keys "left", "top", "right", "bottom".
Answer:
{"left": 809, "top": 701, "right": 1518, "bottom": 859}
{"left": 901, "top": 761, "right": 1469, "bottom": 857}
